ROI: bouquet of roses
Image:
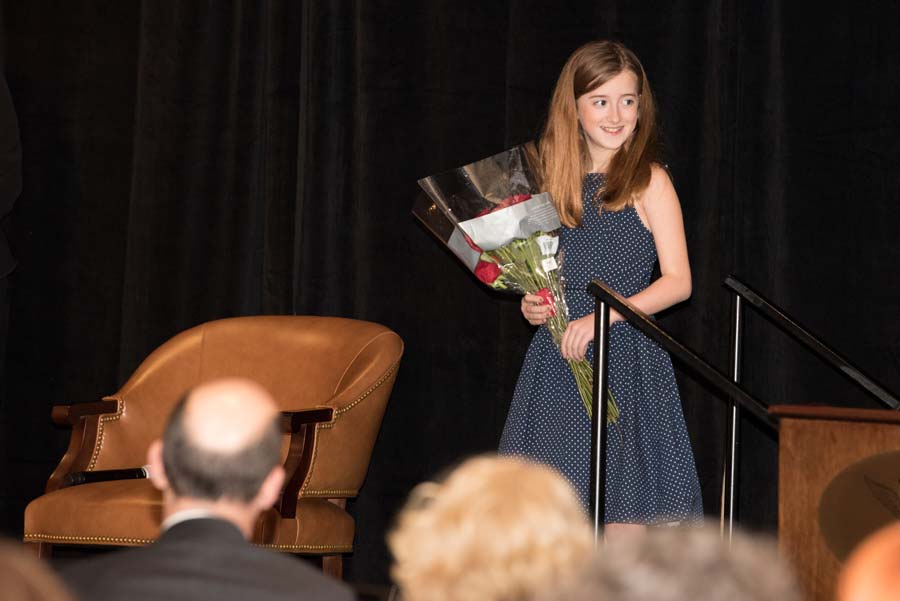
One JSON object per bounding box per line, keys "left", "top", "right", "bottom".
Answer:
{"left": 413, "top": 144, "right": 618, "bottom": 422}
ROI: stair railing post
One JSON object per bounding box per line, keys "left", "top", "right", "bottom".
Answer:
{"left": 721, "top": 293, "right": 742, "bottom": 541}
{"left": 590, "top": 298, "right": 611, "bottom": 543}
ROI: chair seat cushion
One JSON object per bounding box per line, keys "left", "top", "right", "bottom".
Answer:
{"left": 24, "top": 480, "right": 354, "bottom": 554}
{"left": 25, "top": 480, "right": 161, "bottom": 546}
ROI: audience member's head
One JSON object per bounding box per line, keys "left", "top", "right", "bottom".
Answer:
{"left": 838, "top": 522, "right": 900, "bottom": 601}
{"left": 539, "top": 525, "right": 800, "bottom": 601}
{"left": 0, "top": 541, "right": 75, "bottom": 601}
{"left": 388, "top": 455, "right": 593, "bottom": 601}
{"left": 146, "top": 378, "right": 284, "bottom": 537}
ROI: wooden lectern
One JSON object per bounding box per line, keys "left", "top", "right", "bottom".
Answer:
{"left": 771, "top": 405, "right": 900, "bottom": 601}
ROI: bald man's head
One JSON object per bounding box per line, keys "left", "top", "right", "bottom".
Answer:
{"left": 839, "top": 522, "right": 900, "bottom": 601}
{"left": 161, "top": 379, "right": 282, "bottom": 503}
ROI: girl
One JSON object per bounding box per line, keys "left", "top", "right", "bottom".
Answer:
{"left": 499, "top": 40, "right": 703, "bottom": 539}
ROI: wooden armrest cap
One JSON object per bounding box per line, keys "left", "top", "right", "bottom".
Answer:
{"left": 51, "top": 400, "right": 119, "bottom": 425}
{"left": 279, "top": 408, "right": 334, "bottom": 432}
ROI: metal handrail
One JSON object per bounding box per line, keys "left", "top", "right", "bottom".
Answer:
{"left": 588, "top": 280, "right": 774, "bottom": 423}
{"left": 724, "top": 275, "right": 900, "bottom": 410}
{"left": 587, "top": 279, "right": 776, "bottom": 536}
{"left": 720, "top": 275, "right": 900, "bottom": 538}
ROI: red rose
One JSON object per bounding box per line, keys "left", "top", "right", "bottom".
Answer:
{"left": 474, "top": 260, "right": 502, "bottom": 285}
{"left": 535, "top": 287, "right": 557, "bottom": 316}
{"left": 476, "top": 193, "right": 533, "bottom": 217}
{"left": 498, "top": 193, "right": 532, "bottom": 209}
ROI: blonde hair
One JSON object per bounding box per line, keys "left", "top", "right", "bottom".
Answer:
{"left": 0, "top": 542, "right": 75, "bottom": 601}
{"left": 540, "top": 40, "right": 658, "bottom": 226}
{"left": 388, "top": 456, "right": 593, "bottom": 601}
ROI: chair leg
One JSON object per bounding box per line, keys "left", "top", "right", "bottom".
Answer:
{"left": 322, "top": 554, "right": 343, "bottom": 580}
{"left": 23, "top": 542, "right": 53, "bottom": 558}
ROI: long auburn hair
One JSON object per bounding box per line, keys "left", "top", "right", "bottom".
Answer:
{"left": 539, "top": 41, "right": 658, "bottom": 226}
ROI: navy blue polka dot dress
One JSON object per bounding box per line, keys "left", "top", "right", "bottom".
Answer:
{"left": 499, "top": 173, "right": 703, "bottom": 524}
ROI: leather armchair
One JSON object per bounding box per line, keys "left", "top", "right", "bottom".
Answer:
{"left": 23, "top": 316, "right": 403, "bottom": 578}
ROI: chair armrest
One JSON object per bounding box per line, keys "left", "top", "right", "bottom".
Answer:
{"left": 279, "top": 408, "right": 335, "bottom": 433}
{"left": 51, "top": 400, "right": 120, "bottom": 425}
{"left": 278, "top": 407, "right": 335, "bottom": 518}
{"left": 46, "top": 400, "right": 121, "bottom": 492}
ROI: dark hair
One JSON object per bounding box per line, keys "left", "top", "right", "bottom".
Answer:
{"left": 162, "top": 392, "right": 282, "bottom": 503}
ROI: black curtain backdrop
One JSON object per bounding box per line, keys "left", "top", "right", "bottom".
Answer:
{"left": 0, "top": 0, "right": 898, "bottom": 585}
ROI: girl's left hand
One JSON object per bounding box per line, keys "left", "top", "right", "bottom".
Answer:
{"left": 560, "top": 311, "right": 623, "bottom": 361}
{"left": 560, "top": 314, "right": 593, "bottom": 361}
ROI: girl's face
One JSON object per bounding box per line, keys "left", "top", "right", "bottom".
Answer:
{"left": 576, "top": 69, "right": 639, "bottom": 171}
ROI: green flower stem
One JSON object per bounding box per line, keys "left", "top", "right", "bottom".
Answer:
{"left": 483, "top": 232, "right": 620, "bottom": 424}
{"left": 567, "top": 358, "right": 619, "bottom": 423}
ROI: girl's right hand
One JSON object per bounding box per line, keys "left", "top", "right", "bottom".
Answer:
{"left": 521, "top": 293, "right": 551, "bottom": 326}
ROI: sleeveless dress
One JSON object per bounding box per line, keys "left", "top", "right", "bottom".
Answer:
{"left": 499, "top": 173, "right": 703, "bottom": 524}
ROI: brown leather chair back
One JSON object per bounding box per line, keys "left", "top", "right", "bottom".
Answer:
{"left": 89, "top": 315, "right": 403, "bottom": 499}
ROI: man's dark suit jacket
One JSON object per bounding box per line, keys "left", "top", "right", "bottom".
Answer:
{"left": 61, "top": 518, "right": 355, "bottom": 601}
